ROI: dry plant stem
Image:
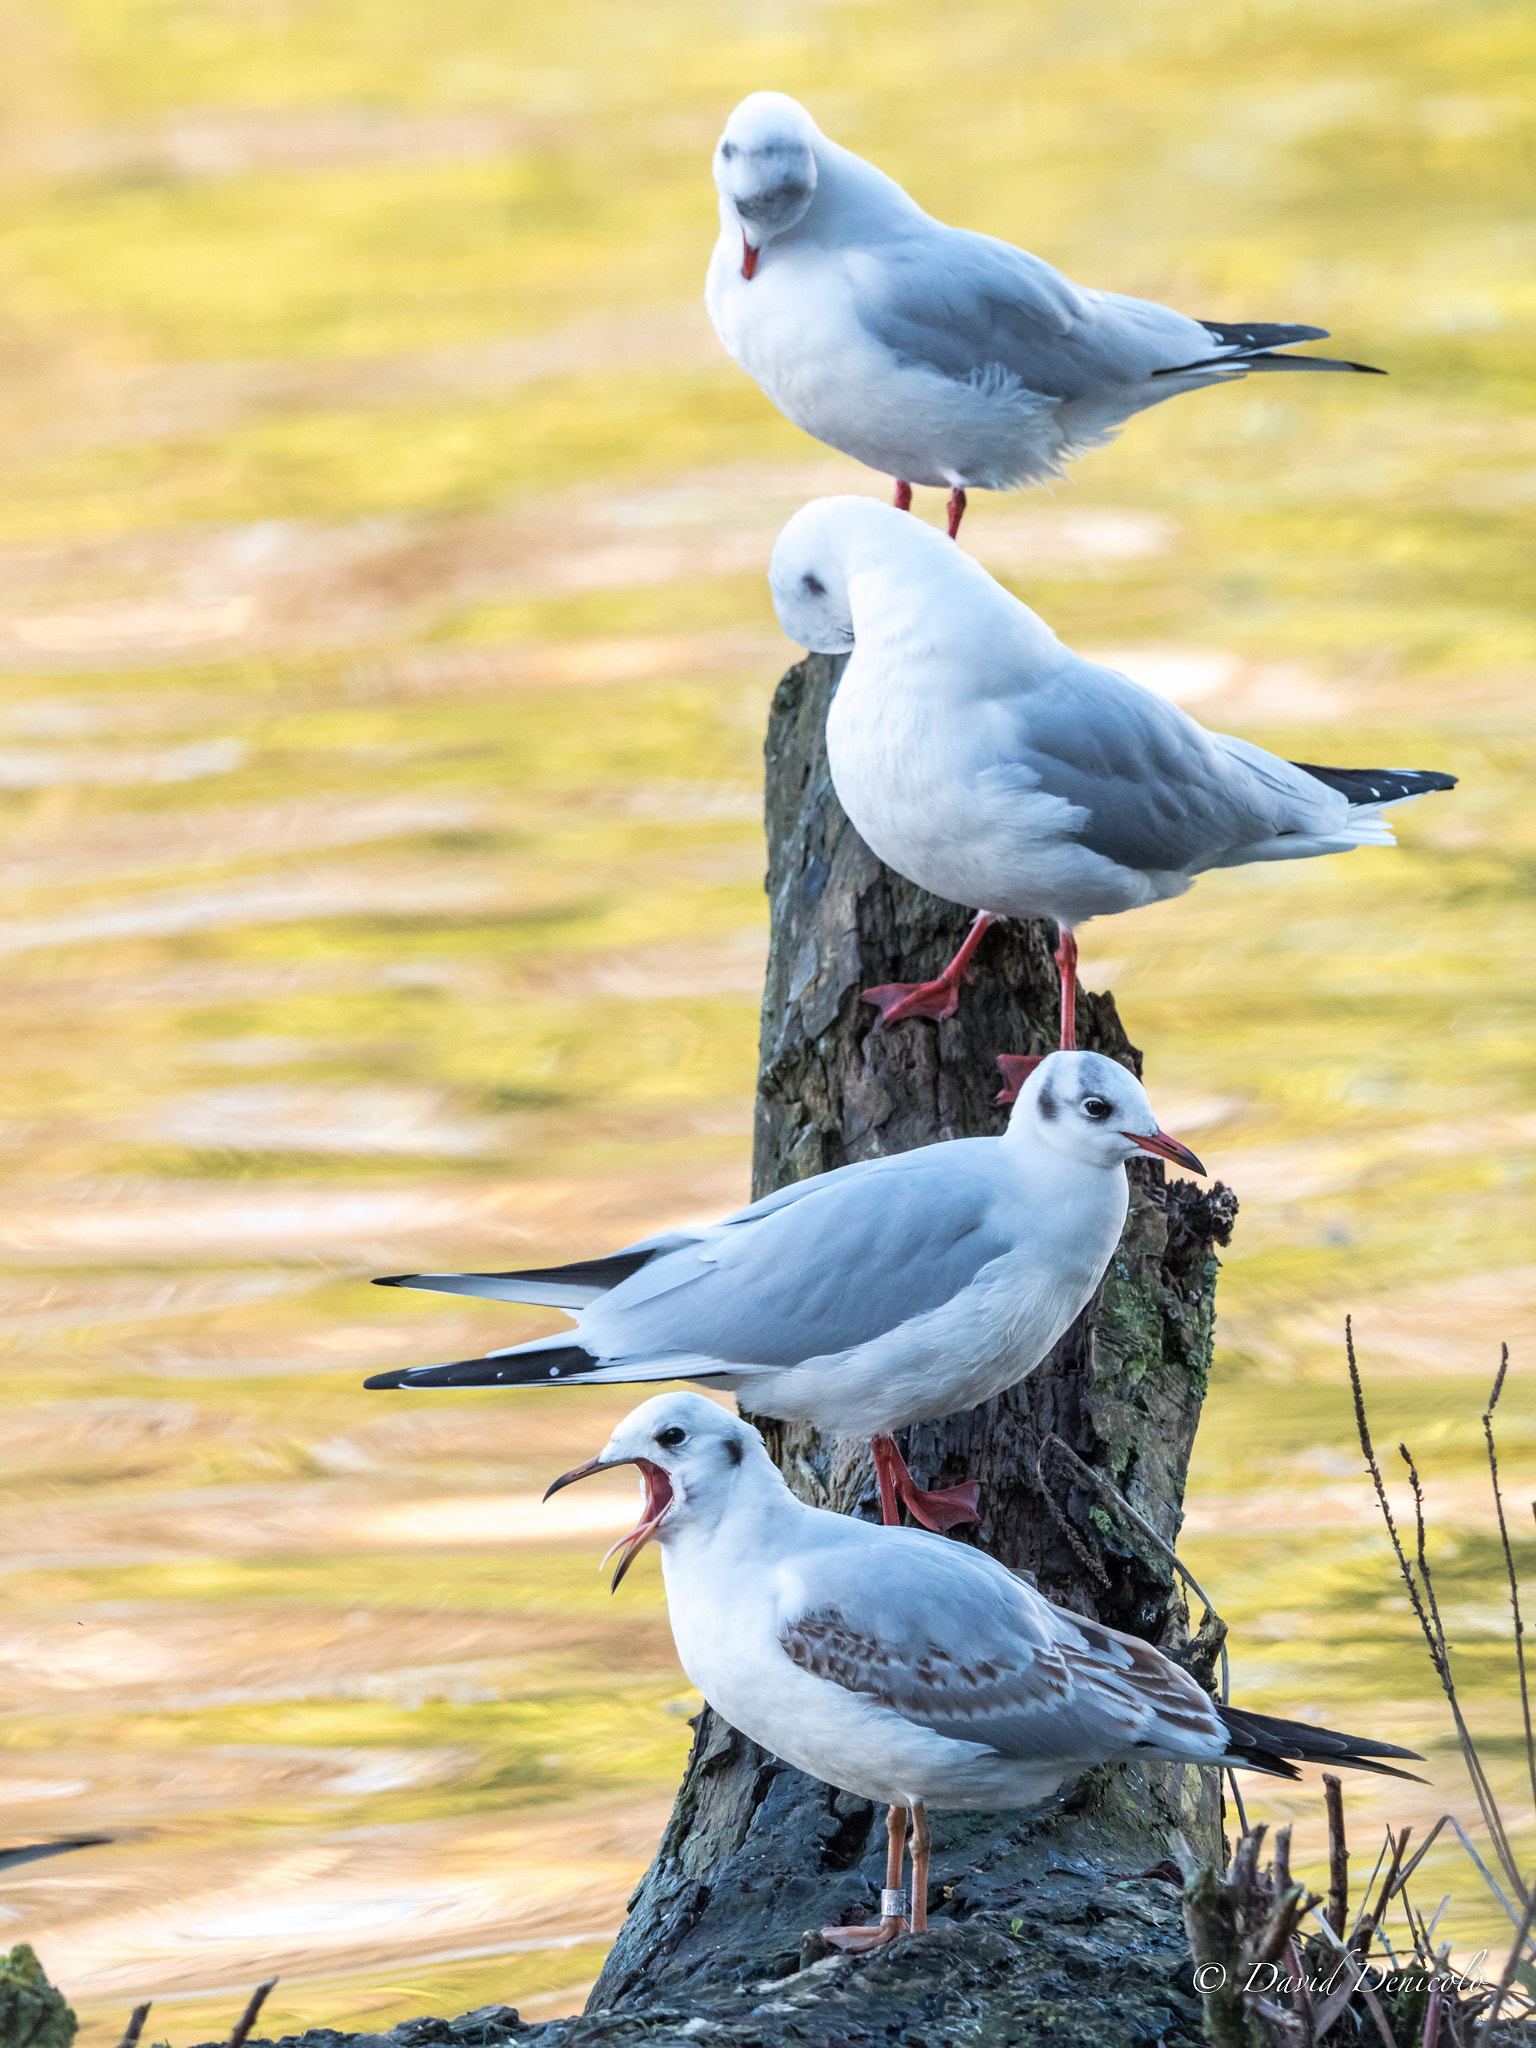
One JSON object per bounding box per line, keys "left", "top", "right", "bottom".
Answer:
{"left": 1309, "top": 1912, "right": 1407, "bottom": 2048}
{"left": 1324, "top": 1774, "right": 1349, "bottom": 1939}
{"left": 227, "top": 1979, "right": 277, "bottom": 2048}
{"left": 1483, "top": 1346, "right": 1536, "bottom": 1814}
{"left": 1355, "top": 1825, "right": 1413, "bottom": 1968}
{"left": 114, "top": 2003, "right": 152, "bottom": 2048}
{"left": 1286, "top": 1936, "right": 1318, "bottom": 2047}
{"left": 1346, "top": 1322, "right": 1526, "bottom": 1905}
{"left": 1477, "top": 1880, "right": 1536, "bottom": 2047}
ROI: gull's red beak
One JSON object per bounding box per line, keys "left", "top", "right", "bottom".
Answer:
{"left": 1123, "top": 1129, "right": 1206, "bottom": 1177}
{"left": 741, "top": 234, "right": 759, "bottom": 280}
{"left": 544, "top": 1454, "right": 674, "bottom": 1592}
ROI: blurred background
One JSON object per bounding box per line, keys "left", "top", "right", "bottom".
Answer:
{"left": 0, "top": 0, "right": 1531, "bottom": 2036}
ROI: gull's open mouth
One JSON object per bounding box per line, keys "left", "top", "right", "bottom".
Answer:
{"left": 544, "top": 1455, "right": 675, "bottom": 1591}
{"left": 742, "top": 234, "right": 759, "bottom": 280}
{"left": 1122, "top": 1128, "right": 1206, "bottom": 1177}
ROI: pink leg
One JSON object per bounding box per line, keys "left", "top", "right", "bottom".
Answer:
{"left": 946, "top": 487, "right": 967, "bottom": 539}
{"left": 870, "top": 1433, "right": 980, "bottom": 1533}
{"left": 893, "top": 480, "right": 913, "bottom": 512}
{"left": 863, "top": 910, "right": 995, "bottom": 1027}
{"left": 1056, "top": 925, "right": 1078, "bottom": 1050}
{"left": 821, "top": 1804, "right": 910, "bottom": 1952}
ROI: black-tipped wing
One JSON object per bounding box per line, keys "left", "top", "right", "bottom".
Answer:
{"left": 1216, "top": 1704, "right": 1424, "bottom": 1783}
{"left": 1198, "top": 320, "right": 1330, "bottom": 350}
{"left": 365, "top": 1343, "right": 602, "bottom": 1391}
{"left": 1289, "top": 762, "right": 1457, "bottom": 807}
{"left": 375, "top": 1246, "right": 670, "bottom": 1310}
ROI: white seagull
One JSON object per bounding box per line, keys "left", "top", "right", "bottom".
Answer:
{"left": 550, "top": 1392, "right": 1422, "bottom": 1951}
{"left": 706, "top": 92, "right": 1384, "bottom": 537}
{"left": 769, "top": 496, "right": 1456, "bottom": 1044}
{"left": 365, "top": 1051, "right": 1203, "bottom": 1531}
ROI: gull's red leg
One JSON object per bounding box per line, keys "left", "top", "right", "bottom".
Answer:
{"left": 893, "top": 480, "right": 913, "bottom": 512}
{"left": 820, "top": 1804, "right": 910, "bottom": 1952}
{"left": 869, "top": 1435, "right": 903, "bottom": 1526}
{"left": 863, "top": 910, "right": 995, "bottom": 1027}
{"left": 1055, "top": 925, "right": 1078, "bottom": 1050}
{"left": 909, "top": 1802, "right": 931, "bottom": 1932}
{"left": 874, "top": 1433, "right": 981, "bottom": 1532}
{"left": 946, "top": 488, "right": 967, "bottom": 539}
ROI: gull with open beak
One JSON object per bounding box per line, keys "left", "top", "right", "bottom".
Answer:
{"left": 367, "top": 1051, "right": 1206, "bottom": 1533}
{"left": 549, "top": 1392, "right": 1422, "bottom": 1952}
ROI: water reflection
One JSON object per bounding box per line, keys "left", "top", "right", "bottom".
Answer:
{"left": 1, "top": 0, "right": 1532, "bottom": 2034}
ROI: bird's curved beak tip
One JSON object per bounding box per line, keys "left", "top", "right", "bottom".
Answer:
{"left": 741, "top": 234, "right": 759, "bottom": 279}
{"left": 1124, "top": 1128, "right": 1206, "bottom": 1177}
{"left": 546, "top": 1454, "right": 674, "bottom": 1593}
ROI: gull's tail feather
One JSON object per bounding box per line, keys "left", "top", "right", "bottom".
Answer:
{"left": 1217, "top": 1704, "right": 1425, "bottom": 1783}
{"left": 1153, "top": 333, "right": 1385, "bottom": 377}
{"left": 375, "top": 1248, "right": 663, "bottom": 1311}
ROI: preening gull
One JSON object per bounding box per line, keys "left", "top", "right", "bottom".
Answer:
{"left": 706, "top": 92, "right": 1384, "bottom": 536}
{"left": 550, "top": 1392, "right": 1422, "bottom": 1950}
{"left": 364, "top": 1051, "right": 1203, "bottom": 1531}
{"left": 769, "top": 496, "right": 1456, "bottom": 1044}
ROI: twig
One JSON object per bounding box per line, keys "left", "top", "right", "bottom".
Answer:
{"left": 1445, "top": 1817, "right": 1531, "bottom": 1945}
{"left": 1037, "top": 1432, "right": 1231, "bottom": 1698}
{"left": 1225, "top": 1768, "right": 1250, "bottom": 1838}
{"left": 227, "top": 1978, "right": 277, "bottom": 2048}
{"left": 1421, "top": 1942, "right": 1449, "bottom": 2048}
{"left": 1483, "top": 1347, "right": 1536, "bottom": 1817}
{"left": 1324, "top": 1773, "right": 1349, "bottom": 1938}
{"left": 115, "top": 2004, "right": 152, "bottom": 2048}
{"left": 1033, "top": 1437, "right": 1110, "bottom": 1588}
{"left": 1477, "top": 1879, "right": 1536, "bottom": 2046}
{"left": 1347, "top": 1322, "right": 1525, "bottom": 1902}
{"left": 1355, "top": 1824, "right": 1412, "bottom": 1967}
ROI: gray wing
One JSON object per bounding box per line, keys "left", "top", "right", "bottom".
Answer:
{"left": 1002, "top": 656, "right": 1344, "bottom": 875}
{"left": 779, "top": 1535, "right": 1223, "bottom": 1762}
{"left": 854, "top": 231, "right": 1211, "bottom": 399}
{"left": 582, "top": 1144, "right": 1016, "bottom": 1369}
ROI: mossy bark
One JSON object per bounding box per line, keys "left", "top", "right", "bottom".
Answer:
{"left": 579, "top": 652, "right": 1237, "bottom": 2040}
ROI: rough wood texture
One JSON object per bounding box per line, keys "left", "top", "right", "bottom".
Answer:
{"left": 583, "top": 652, "right": 1238, "bottom": 2038}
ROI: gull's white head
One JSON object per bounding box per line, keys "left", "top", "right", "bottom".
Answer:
{"left": 714, "top": 93, "right": 820, "bottom": 272}
{"left": 1008, "top": 1050, "right": 1205, "bottom": 1176}
{"left": 769, "top": 494, "right": 926, "bottom": 652}
{"left": 544, "top": 1391, "right": 776, "bottom": 1589}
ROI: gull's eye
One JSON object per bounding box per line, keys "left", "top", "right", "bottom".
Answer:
{"left": 719, "top": 141, "right": 735, "bottom": 159}
{"left": 801, "top": 571, "right": 826, "bottom": 598}
{"left": 1081, "top": 1096, "right": 1112, "bottom": 1122}
{"left": 655, "top": 1425, "right": 688, "bottom": 1449}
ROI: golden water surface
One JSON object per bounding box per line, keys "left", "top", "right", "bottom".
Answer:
{"left": 0, "top": 0, "right": 1531, "bottom": 2035}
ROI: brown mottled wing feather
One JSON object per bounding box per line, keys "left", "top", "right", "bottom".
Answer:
{"left": 777, "top": 1534, "right": 1226, "bottom": 1766}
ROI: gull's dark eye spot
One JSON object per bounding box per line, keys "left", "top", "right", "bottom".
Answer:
{"left": 720, "top": 141, "right": 735, "bottom": 159}
{"left": 655, "top": 1425, "right": 687, "bottom": 1449}
{"left": 724, "top": 1438, "right": 743, "bottom": 1467}
{"left": 802, "top": 572, "right": 827, "bottom": 598}
{"left": 1081, "top": 1095, "right": 1112, "bottom": 1122}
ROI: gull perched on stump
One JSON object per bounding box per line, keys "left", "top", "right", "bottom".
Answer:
{"left": 550, "top": 1393, "right": 1423, "bottom": 1951}
{"left": 769, "top": 496, "right": 1457, "bottom": 1048}
{"left": 365, "top": 1051, "right": 1204, "bottom": 1532}
{"left": 706, "top": 92, "right": 1385, "bottom": 536}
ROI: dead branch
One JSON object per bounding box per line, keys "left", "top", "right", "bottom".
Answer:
{"left": 227, "top": 1978, "right": 277, "bottom": 2048}
{"left": 114, "top": 2002, "right": 151, "bottom": 2048}
{"left": 1482, "top": 1347, "right": 1536, "bottom": 1816}
{"left": 1323, "top": 1775, "right": 1349, "bottom": 1939}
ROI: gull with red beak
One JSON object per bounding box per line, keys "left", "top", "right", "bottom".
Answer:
{"left": 367, "top": 1051, "right": 1207, "bottom": 1534}
{"left": 706, "top": 92, "right": 1386, "bottom": 538}
{"left": 549, "top": 1392, "right": 1422, "bottom": 1952}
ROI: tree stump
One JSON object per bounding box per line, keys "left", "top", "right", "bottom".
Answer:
{"left": 582, "top": 653, "right": 1238, "bottom": 2041}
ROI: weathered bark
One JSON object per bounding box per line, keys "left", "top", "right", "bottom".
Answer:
{"left": 579, "top": 652, "right": 1237, "bottom": 2040}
